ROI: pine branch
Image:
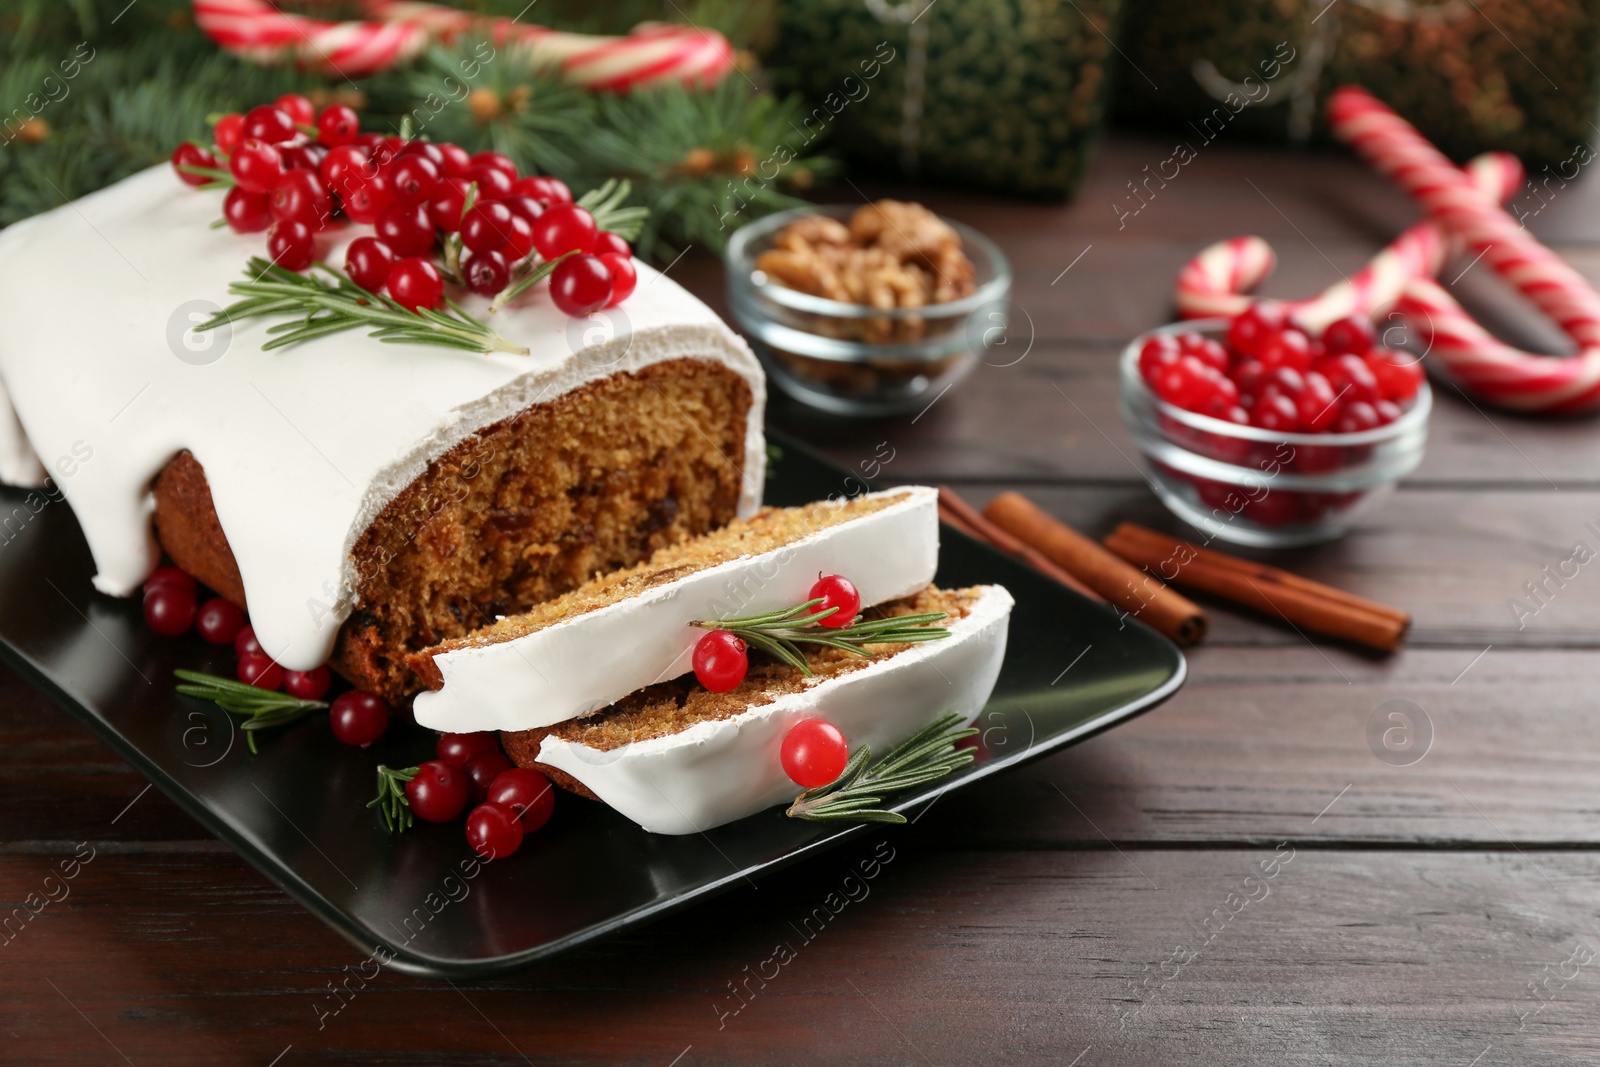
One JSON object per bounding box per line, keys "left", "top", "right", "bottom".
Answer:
{"left": 786, "top": 714, "right": 980, "bottom": 824}
{"left": 174, "top": 669, "right": 329, "bottom": 755}
{"left": 198, "top": 257, "right": 530, "bottom": 356}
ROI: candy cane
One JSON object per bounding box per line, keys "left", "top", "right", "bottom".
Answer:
{"left": 1327, "top": 85, "right": 1600, "bottom": 413}
{"left": 191, "top": 0, "right": 736, "bottom": 87}
{"left": 1173, "top": 152, "right": 1523, "bottom": 331}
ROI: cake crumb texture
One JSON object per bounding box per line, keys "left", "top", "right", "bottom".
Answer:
{"left": 152, "top": 358, "right": 752, "bottom": 700}
{"left": 406, "top": 487, "right": 911, "bottom": 687}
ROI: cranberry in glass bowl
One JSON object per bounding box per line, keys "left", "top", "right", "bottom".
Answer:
{"left": 1119, "top": 315, "right": 1431, "bottom": 547}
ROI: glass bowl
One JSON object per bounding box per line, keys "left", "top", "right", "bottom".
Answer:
{"left": 724, "top": 205, "right": 1012, "bottom": 417}
{"left": 1119, "top": 319, "right": 1432, "bottom": 547}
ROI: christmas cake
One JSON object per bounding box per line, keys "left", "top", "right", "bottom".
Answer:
{"left": 0, "top": 164, "right": 765, "bottom": 697}
{"left": 409, "top": 485, "right": 940, "bottom": 732}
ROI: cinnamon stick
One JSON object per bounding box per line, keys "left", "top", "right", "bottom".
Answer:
{"left": 936, "top": 488, "right": 1103, "bottom": 603}
{"left": 1101, "top": 522, "right": 1411, "bottom": 652}
{"left": 981, "top": 491, "right": 1208, "bottom": 646}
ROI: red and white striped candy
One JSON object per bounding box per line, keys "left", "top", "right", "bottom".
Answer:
{"left": 1173, "top": 152, "right": 1522, "bottom": 332}
{"left": 1328, "top": 85, "right": 1600, "bottom": 414}
{"left": 192, "top": 0, "right": 735, "bottom": 88}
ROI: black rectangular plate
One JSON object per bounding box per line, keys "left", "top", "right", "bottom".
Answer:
{"left": 0, "top": 430, "right": 1184, "bottom": 978}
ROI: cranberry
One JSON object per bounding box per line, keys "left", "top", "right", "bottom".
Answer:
{"left": 330, "top": 690, "right": 390, "bottom": 746}
{"left": 406, "top": 760, "right": 469, "bottom": 823}
{"left": 340, "top": 172, "right": 393, "bottom": 225}
{"left": 344, "top": 236, "right": 396, "bottom": 292}
{"left": 242, "top": 105, "right": 297, "bottom": 145}
{"left": 274, "top": 93, "right": 316, "bottom": 126}
{"left": 436, "top": 142, "right": 471, "bottom": 179}
{"left": 319, "top": 144, "right": 367, "bottom": 191}
{"left": 462, "top": 750, "right": 514, "bottom": 804}
{"left": 269, "top": 174, "right": 330, "bottom": 229}
{"left": 594, "top": 230, "right": 631, "bottom": 258}
{"left": 397, "top": 140, "right": 446, "bottom": 168}
{"left": 1296, "top": 370, "right": 1341, "bottom": 431}
{"left": 531, "top": 204, "right": 597, "bottom": 260}
{"left": 781, "top": 719, "right": 850, "bottom": 788}
{"left": 549, "top": 254, "right": 614, "bottom": 316}
{"left": 266, "top": 220, "right": 315, "bottom": 271}
{"left": 144, "top": 565, "right": 196, "bottom": 596}
{"left": 389, "top": 154, "right": 440, "bottom": 204}
{"left": 693, "top": 629, "right": 748, "bottom": 692}
{"left": 222, "top": 187, "right": 273, "bottom": 233}
{"left": 1257, "top": 328, "right": 1312, "bottom": 373}
{"left": 234, "top": 624, "right": 263, "bottom": 658}
{"left": 1153, "top": 355, "right": 1215, "bottom": 411}
{"left": 600, "top": 252, "right": 636, "bottom": 306}
{"left": 229, "top": 138, "right": 285, "bottom": 193}
{"left": 1365, "top": 348, "right": 1425, "bottom": 403}
{"left": 143, "top": 583, "right": 196, "bottom": 637}
{"left": 1320, "top": 353, "right": 1382, "bottom": 405}
{"left": 1250, "top": 390, "right": 1301, "bottom": 432}
{"left": 1245, "top": 491, "right": 1302, "bottom": 527}
{"left": 1333, "top": 399, "right": 1381, "bottom": 433}
{"left": 436, "top": 732, "right": 500, "bottom": 769}
{"left": 500, "top": 195, "right": 546, "bottom": 229}
{"left": 238, "top": 651, "right": 285, "bottom": 690}
{"left": 1374, "top": 398, "right": 1405, "bottom": 425}
{"left": 461, "top": 201, "right": 513, "bottom": 253}
{"left": 1138, "top": 335, "right": 1180, "bottom": 383}
{"left": 1322, "top": 315, "right": 1376, "bottom": 356}
{"left": 1196, "top": 373, "right": 1240, "bottom": 418}
{"left": 502, "top": 213, "right": 536, "bottom": 261}
{"left": 465, "top": 802, "right": 524, "bottom": 859}
{"left": 469, "top": 150, "right": 518, "bottom": 179}
{"left": 463, "top": 249, "right": 510, "bottom": 296}
{"left": 315, "top": 104, "right": 360, "bottom": 147}
{"left": 1226, "top": 302, "right": 1287, "bottom": 360}
{"left": 465, "top": 164, "right": 513, "bottom": 201}
{"left": 1231, "top": 358, "right": 1269, "bottom": 396}
{"left": 486, "top": 768, "right": 555, "bottom": 832}
{"left": 213, "top": 112, "right": 246, "bottom": 154}
{"left": 426, "top": 177, "right": 473, "bottom": 231}
{"left": 277, "top": 143, "right": 323, "bottom": 173}
{"left": 171, "top": 143, "right": 219, "bottom": 186}
{"left": 807, "top": 574, "right": 861, "bottom": 628}
{"left": 375, "top": 203, "right": 435, "bottom": 257}
{"left": 195, "top": 597, "right": 245, "bottom": 645}
{"left": 284, "top": 666, "right": 331, "bottom": 701}
{"left": 511, "top": 175, "right": 571, "bottom": 205}
{"left": 386, "top": 256, "right": 444, "bottom": 311}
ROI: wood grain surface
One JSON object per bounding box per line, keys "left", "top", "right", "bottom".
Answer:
{"left": 6, "top": 134, "right": 1600, "bottom": 1065}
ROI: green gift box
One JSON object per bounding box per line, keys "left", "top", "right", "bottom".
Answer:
{"left": 769, "top": 0, "right": 1123, "bottom": 197}
{"left": 1114, "top": 0, "right": 1600, "bottom": 167}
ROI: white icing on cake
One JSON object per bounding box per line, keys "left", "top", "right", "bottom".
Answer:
{"left": 412, "top": 486, "right": 940, "bottom": 733}
{"left": 0, "top": 165, "right": 764, "bottom": 670}
{"left": 536, "top": 583, "right": 1012, "bottom": 835}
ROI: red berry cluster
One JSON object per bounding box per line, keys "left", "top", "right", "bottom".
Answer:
{"left": 406, "top": 733, "right": 554, "bottom": 859}
{"left": 170, "top": 93, "right": 637, "bottom": 316}
{"left": 142, "top": 563, "right": 391, "bottom": 746}
{"left": 691, "top": 574, "right": 862, "bottom": 692}
{"left": 1138, "top": 303, "right": 1424, "bottom": 434}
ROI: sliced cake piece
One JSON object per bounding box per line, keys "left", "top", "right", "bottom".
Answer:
{"left": 504, "top": 584, "right": 1013, "bottom": 835}
{"left": 409, "top": 486, "right": 939, "bottom": 733}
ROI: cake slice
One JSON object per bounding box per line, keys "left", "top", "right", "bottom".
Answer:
{"left": 503, "top": 584, "right": 1013, "bottom": 835}
{"left": 409, "top": 486, "right": 939, "bottom": 733}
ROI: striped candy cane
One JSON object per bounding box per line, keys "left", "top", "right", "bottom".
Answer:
{"left": 1173, "top": 152, "right": 1523, "bottom": 331}
{"left": 1328, "top": 85, "right": 1600, "bottom": 414}
{"left": 192, "top": 0, "right": 736, "bottom": 87}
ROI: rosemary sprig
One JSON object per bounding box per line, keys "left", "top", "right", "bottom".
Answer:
{"left": 196, "top": 258, "right": 530, "bottom": 356}
{"left": 786, "top": 713, "right": 979, "bottom": 824}
{"left": 173, "top": 669, "right": 329, "bottom": 755}
{"left": 577, "top": 178, "right": 648, "bottom": 242}
{"left": 693, "top": 598, "right": 950, "bottom": 676}
{"left": 487, "top": 250, "right": 573, "bottom": 314}
{"left": 369, "top": 764, "right": 420, "bottom": 833}
{"left": 177, "top": 162, "right": 234, "bottom": 188}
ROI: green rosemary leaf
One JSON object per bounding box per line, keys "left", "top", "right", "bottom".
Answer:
{"left": 174, "top": 669, "right": 330, "bottom": 755}
{"left": 369, "top": 764, "right": 420, "bottom": 833}
{"left": 488, "top": 250, "right": 574, "bottom": 313}
{"left": 786, "top": 713, "right": 977, "bottom": 825}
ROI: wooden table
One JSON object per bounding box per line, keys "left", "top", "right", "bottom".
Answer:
{"left": 8, "top": 135, "right": 1600, "bottom": 1065}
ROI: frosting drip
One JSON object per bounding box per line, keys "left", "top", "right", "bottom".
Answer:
{"left": 0, "top": 166, "right": 765, "bottom": 669}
